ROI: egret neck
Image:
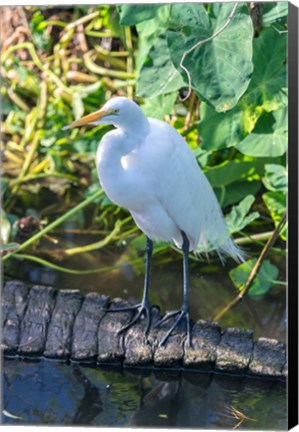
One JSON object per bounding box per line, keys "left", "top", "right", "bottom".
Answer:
{"left": 111, "top": 108, "right": 151, "bottom": 139}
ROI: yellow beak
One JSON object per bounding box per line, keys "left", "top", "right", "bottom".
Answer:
{"left": 63, "top": 108, "right": 114, "bottom": 130}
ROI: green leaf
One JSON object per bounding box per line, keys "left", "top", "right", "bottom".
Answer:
{"left": 215, "top": 180, "right": 261, "bottom": 208}
{"left": 262, "top": 164, "right": 287, "bottom": 193}
{"left": 137, "top": 32, "right": 185, "bottom": 98}
{"left": 236, "top": 108, "right": 287, "bottom": 157}
{"left": 141, "top": 93, "right": 177, "bottom": 119}
{"left": 205, "top": 158, "right": 271, "bottom": 188}
{"left": 263, "top": 191, "right": 286, "bottom": 218}
{"left": 167, "top": 3, "right": 253, "bottom": 112}
{"left": 262, "top": 191, "right": 287, "bottom": 240}
{"left": 29, "top": 10, "right": 51, "bottom": 51}
{"left": 119, "top": 5, "right": 167, "bottom": 26}
{"left": 229, "top": 259, "right": 279, "bottom": 297}
{"left": 225, "top": 195, "right": 260, "bottom": 234}
{"left": 242, "top": 27, "right": 287, "bottom": 111}
{"left": 262, "top": 3, "right": 288, "bottom": 26}
{"left": 135, "top": 6, "right": 171, "bottom": 70}
{"left": 199, "top": 103, "right": 243, "bottom": 151}
{"left": 129, "top": 233, "right": 146, "bottom": 252}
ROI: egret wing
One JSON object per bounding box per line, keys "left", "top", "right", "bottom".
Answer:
{"left": 145, "top": 120, "right": 230, "bottom": 252}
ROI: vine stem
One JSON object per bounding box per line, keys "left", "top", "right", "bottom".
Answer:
{"left": 2, "top": 42, "right": 71, "bottom": 93}
{"left": 180, "top": 3, "right": 239, "bottom": 101}
{"left": 13, "top": 254, "right": 120, "bottom": 275}
{"left": 214, "top": 211, "right": 287, "bottom": 321}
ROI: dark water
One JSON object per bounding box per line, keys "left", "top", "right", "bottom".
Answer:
{"left": 3, "top": 237, "right": 287, "bottom": 428}
{"left": 2, "top": 359, "right": 286, "bottom": 428}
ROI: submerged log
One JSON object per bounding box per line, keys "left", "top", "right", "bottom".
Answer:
{"left": 2, "top": 280, "right": 286, "bottom": 379}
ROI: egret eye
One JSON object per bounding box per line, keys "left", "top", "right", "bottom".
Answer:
{"left": 114, "top": 109, "right": 120, "bottom": 114}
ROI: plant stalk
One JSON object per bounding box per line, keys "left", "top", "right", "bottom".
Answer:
{"left": 214, "top": 212, "right": 287, "bottom": 321}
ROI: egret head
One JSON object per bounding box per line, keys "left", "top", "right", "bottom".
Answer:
{"left": 63, "top": 97, "right": 148, "bottom": 132}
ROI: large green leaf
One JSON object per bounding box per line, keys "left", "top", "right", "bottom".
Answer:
{"left": 215, "top": 180, "right": 261, "bottom": 208}
{"left": 166, "top": 3, "right": 253, "bottom": 112}
{"left": 242, "top": 27, "right": 287, "bottom": 111}
{"left": 236, "top": 108, "right": 287, "bottom": 157}
{"left": 119, "top": 5, "right": 166, "bottom": 25}
{"left": 135, "top": 6, "right": 171, "bottom": 71}
{"left": 136, "top": 32, "right": 185, "bottom": 98}
{"left": 199, "top": 102, "right": 243, "bottom": 151}
{"left": 205, "top": 158, "right": 273, "bottom": 188}
{"left": 262, "top": 164, "right": 287, "bottom": 193}
{"left": 229, "top": 259, "right": 280, "bottom": 297}
{"left": 136, "top": 21, "right": 161, "bottom": 71}
{"left": 225, "top": 195, "right": 260, "bottom": 234}
{"left": 263, "top": 191, "right": 286, "bottom": 218}
{"left": 262, "top": 2, "right": 288, "bottom": 26}
{"left": 141, "top": 93, "right": 177, "bottom": 119}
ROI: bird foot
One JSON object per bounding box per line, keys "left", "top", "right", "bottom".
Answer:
{"left": 103, "top": 301, "right": 154, "bottom": 336}
{"left": 155, "top": 308, "right": 192, "bottom": 347}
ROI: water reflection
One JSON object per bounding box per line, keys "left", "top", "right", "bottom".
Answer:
{"left": 2, "top": 359, "right": 286, "bottom": 429}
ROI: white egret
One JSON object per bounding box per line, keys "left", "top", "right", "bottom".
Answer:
{"left": 64, "top": 96, "right": 243, "bottom": 346}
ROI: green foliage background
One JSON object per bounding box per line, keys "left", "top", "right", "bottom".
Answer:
{"left": 1, "top": 3, "right": 287, "bottom": 298}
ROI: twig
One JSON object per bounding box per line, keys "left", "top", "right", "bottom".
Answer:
{"left": 234, "top": 231, "right": 277, "bottom": 245}
{"left": 180, "top": 3, "right": 239, "bottom": 101}
{"left": 77, "top": 23, "right": 89, "bottom": 53}
{"left": 183, "top": 91, "right": 197, "bottom": 129}
{"left": 224, "top": 405, "right": 256, "bottom": 430}
{"left": 214, "top": 212, "right": 287, "bottom": 321}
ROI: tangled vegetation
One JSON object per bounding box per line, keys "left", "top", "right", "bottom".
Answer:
{"left": 1, "top": 4, "right": 287, "bottom": 301}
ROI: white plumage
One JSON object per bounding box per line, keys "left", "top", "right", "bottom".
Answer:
{"left": 64, "top": 96, "right": 243, "bottom": 345}
{"left": 94, "top": 97, "right": 242, "bottom": 261}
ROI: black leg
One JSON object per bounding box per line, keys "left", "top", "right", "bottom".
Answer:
{"left": 181, "top": 231, "right": 190, "bottom": 314}
{"left": 103, "top": 237, "right": 154, "bottom": 335}
{"left": 155, "top": 231, "right": 192, "bottom": 347}
{"left": 142, "top": 237, "right": 153, "bottom": 306}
